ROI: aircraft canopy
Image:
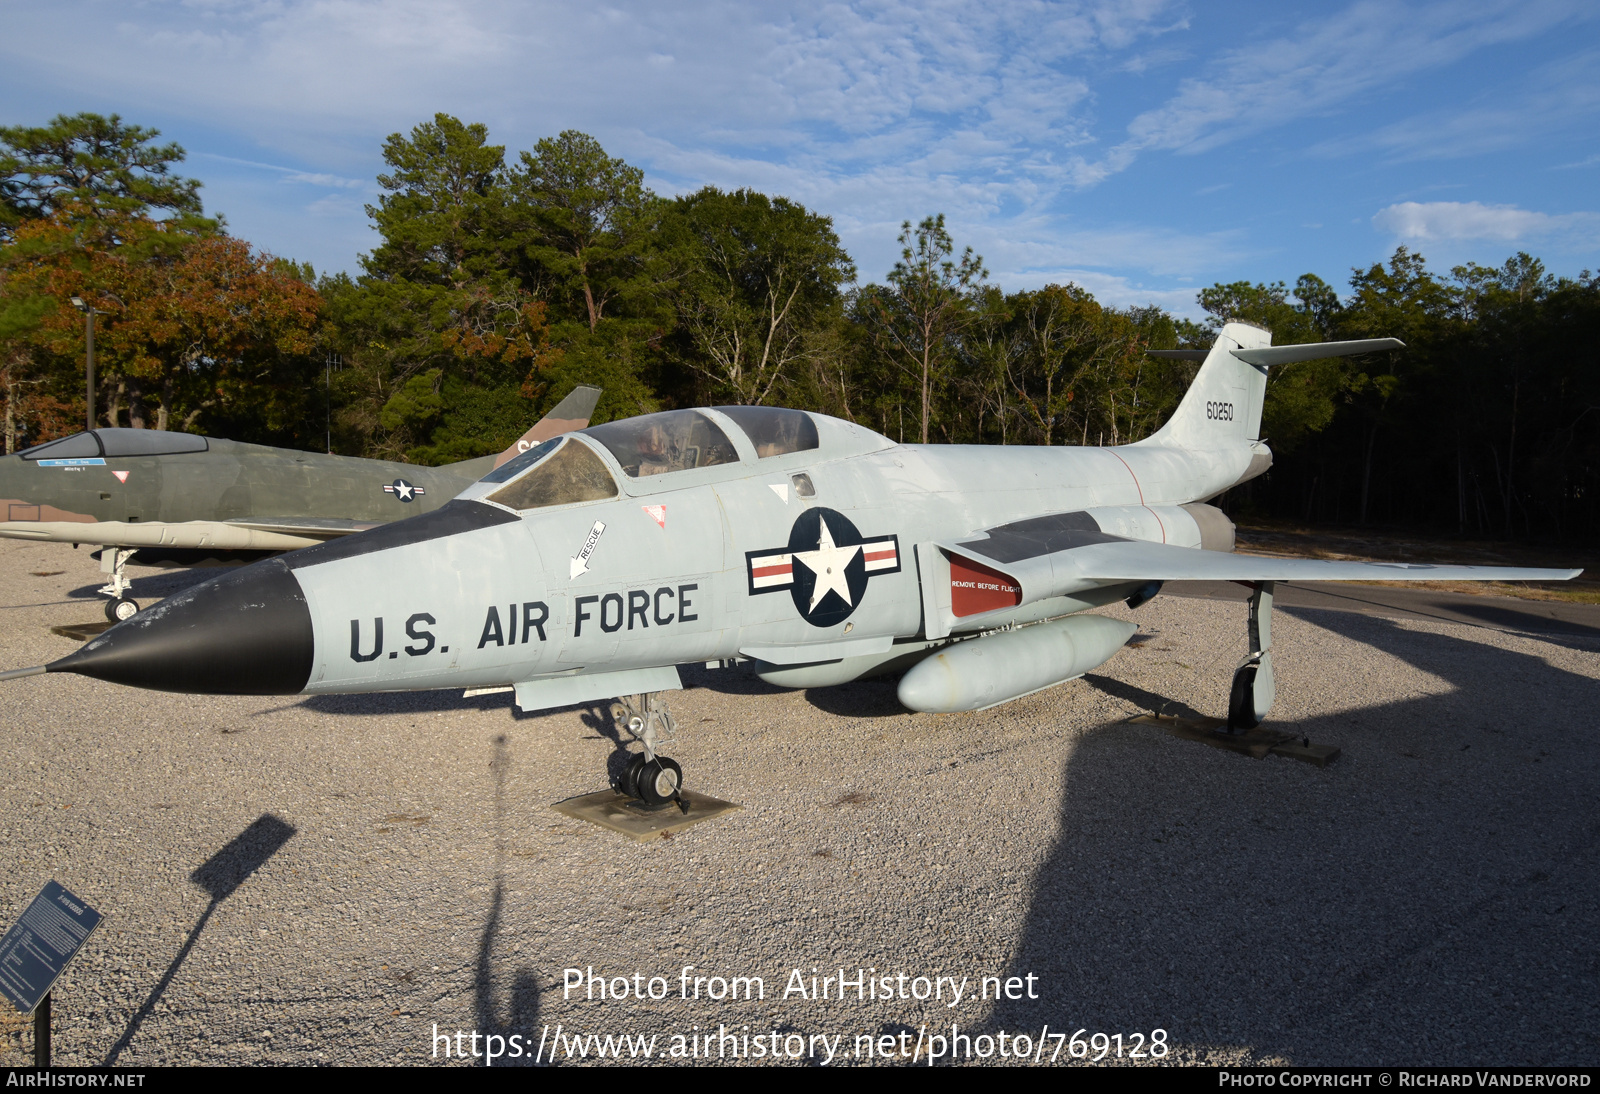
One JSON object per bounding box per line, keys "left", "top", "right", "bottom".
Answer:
{"left": 583, "top": 410, "right": 740, "bottom": 478}
{"left": 712, "top": 406, "right": 818, "bottom": 458}
{"left": 19, "top": 428, "right": 209, "bottom": 460}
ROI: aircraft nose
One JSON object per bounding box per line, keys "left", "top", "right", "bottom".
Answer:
{"left": 47, "top": 558, "right": 314, "bottom": 694}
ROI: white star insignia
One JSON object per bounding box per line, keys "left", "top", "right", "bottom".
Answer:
{"left": 791, "top": 515, "right": 861, "bottom": 613}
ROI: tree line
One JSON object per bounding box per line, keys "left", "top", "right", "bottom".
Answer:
{"left": 3, "top": 112, "right": 1597, "bottom": 539}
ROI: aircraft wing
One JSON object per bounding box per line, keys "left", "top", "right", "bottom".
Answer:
{"left": 922, "top": 518, "right": 1581, "bottom": 638}
{"left": 1054, "top": 539, "right": 1580, "bottom": 583}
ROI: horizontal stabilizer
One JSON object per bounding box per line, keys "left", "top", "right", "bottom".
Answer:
{"left": 1149, "top": 338, "right": 1404, "bottom": 367}
{"left": 1230, "top": 338, "right": 1404, "bottom": 367}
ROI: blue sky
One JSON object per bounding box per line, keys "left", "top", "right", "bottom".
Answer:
{"left": 4, "top": 0, "right": 1597, "bottom": 317}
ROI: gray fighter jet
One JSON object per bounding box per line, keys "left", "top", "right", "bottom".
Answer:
{"left": 4, "top": 325, "right": 1580, "bottom": 805}
{"left": 0, "top": 386, "right": 600, "bottom": 619}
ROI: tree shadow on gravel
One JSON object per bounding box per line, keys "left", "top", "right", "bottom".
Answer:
{"left": 105, "top": 814, "right": 296, "bottom": 1065}
{"left": 987, "top": 609, "right": 1600, "bottom": 1066}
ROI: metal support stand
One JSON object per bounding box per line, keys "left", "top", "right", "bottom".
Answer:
{"left": 1228, "top": 581, "right": 1277, "bottom": 730}
{"left": 33, "top": 991, "right": 50, "bottom": 1068}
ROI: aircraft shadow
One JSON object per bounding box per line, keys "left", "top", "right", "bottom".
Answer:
{"left": 680, "top": 662, "right": 912, "bottom": 720}
{"left": 983, "top": 609, "right": 1600, "bottom": 1066}
{"left": 1081, "top": 673, "right": 1207, "bottom": 721}
{"left": 67, "top": 568, "right": 215, "bottom": 604}
{"left": 104, "top": 814, "right": 297, "bottom": 1065}
{"left": 802, "top": 677, "right": 909, "bottom": 719}
{"left": 298, "top": 690, "right": 518, "bottom": 717}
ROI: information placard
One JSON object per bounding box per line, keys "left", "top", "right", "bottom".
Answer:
{"left": 0, "top": 881, "right": 102, "bottom": 1015}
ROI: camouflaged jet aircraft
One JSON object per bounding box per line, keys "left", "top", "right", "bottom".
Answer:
{"left": 0, "top": 386, "right": 600, "bottom": 620}
{"left": 3, "top": 326, "right": 1580, "bottom": 807}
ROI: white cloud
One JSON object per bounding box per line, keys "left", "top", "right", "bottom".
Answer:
{"left": 1067, "top": 0, "right": 1592, "bottom": 185}
{"left": 195, "top": 153, "right": 368, "bottom": 189}
{"left": 1308, "top": 47, "right": 1600, "bottom": 162}
{"left": 1372, "top": 200, "right": 1600, "bottom": 243}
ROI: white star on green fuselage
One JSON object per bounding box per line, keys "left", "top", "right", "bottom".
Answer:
{"left": 792, "top": 516, "right": 860, "bottom": 613}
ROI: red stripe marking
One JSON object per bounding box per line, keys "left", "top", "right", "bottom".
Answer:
{"left": 1109, "top": 449, "right": 1145, "bottom": 505}
{"left": 752, "top": 563, "right": 792, "bottom": 579}
{"left": 863, "top": 548, "right": 896, "bottom": 562}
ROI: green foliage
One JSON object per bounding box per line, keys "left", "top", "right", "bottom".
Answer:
{"left": 0, "top": 112, "right": 209, "bottom": 241}
{"left": 659, "top": 187, "right": 854, "bottom": 405}
{"left": 859, "top": 215, "right": 987, "bottom": 443}
{"left": 364, "top": 115, "right": 510, "bottom": 286}
{"left": 512, "top": 130, "right": 656, "bottom": 331}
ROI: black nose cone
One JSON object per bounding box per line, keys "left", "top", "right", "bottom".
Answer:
{"left": 49, "top": 558, "right": 313, "bottom": 694}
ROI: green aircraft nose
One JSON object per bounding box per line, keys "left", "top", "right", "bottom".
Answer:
{"left": 47, "top": 558, "right": 314, "bottom": 694}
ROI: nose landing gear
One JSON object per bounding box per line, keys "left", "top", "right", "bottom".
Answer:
{"left": 610, "top": 693, "right": 690, "bottom": 814}
{"left": 96, "top": 548, "right": 140, "bottom": 622}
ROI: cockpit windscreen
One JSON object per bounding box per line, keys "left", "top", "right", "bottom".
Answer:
{"left": 484, "top": 438, "right": 619, "bottom": 510}
{"left": 582, "top": 410, "right": 739, "bottom": 478}
{"left": 479, "top": 437, "right": 561, "bottom": 484}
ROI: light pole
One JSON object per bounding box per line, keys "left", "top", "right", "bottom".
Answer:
{"left": 70, "top": 294, "right": 119, "bottom": 431}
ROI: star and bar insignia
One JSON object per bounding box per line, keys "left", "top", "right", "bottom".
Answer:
{"left": 383, "top": 479, "right": 424, "bottom": 503}
{"left": 746, "top": 507, "right": 900, "bottom": 627}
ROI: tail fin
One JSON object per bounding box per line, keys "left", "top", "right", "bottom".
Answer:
{"left": 493, "top": 384, "right": 602, "bottom": 468}
{"left": 439, "top": 384, "right": 603, "bottom": 477}
{"left": 1140, "top": 326, "right": 1403, "bottom": 450}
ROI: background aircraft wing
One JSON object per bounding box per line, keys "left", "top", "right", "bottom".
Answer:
{"left": 0, "top": 517, "right": 373, "bottom": 551}
{"left": 223, "top": 517, "right": 380, "bottom": 537}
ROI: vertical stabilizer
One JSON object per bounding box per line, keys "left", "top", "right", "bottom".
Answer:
{"left": 492, "top": 384, "right": 602, "bottom": 468}
{"left": 1141, "top": 322, "right": 1272, "bottom": 450}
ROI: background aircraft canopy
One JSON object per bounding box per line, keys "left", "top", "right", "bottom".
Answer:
{"left": 712, "top": 406, "right": 819, "bottom": 458}
{"left": 583, "top": 410, "right": 739, "bottom": 477}
{"left": 483, "top": 437, "right": 618, "bottom": 511}
{"left": 19, "top": 429, "right": 211, "bottom": 460}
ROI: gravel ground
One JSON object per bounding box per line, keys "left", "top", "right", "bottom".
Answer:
{"left": 1, "top": 539, "right": 1596, "bottom": 1067}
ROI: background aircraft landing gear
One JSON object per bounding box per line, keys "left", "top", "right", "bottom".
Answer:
{"left": 611, "top": 693, "right": 688, "bottom": 812}
{"left": 1228, "top": 581, "right": 1276, "bottom": 731}
{"left": 95, "top": 547, "right": 141, "bottom": 622}
{"left": 105, "top": 597, "right": 140, "bottom": 623}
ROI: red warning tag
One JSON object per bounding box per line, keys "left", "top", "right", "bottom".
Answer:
{"left": 949, "top": 553, "right": 1022, "bottom": 617}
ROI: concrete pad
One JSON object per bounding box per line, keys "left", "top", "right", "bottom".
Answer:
{"left": 551, "top": 789, "right": 741, "bottom": 842}
{"left": 1128, "top": 713, "right": 1341, "bottom": 767}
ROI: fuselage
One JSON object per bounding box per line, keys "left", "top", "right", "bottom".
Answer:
{"left": 0, "top": 429, "right": 489, "bottom": 527}
{"left": 281, "top": 411, "right": 1253, "bottom": 696}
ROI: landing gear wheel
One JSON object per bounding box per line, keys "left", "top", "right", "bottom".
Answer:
{"left": 618, "top": 754, "right": 647, "bottom": 800}
{"left": 635, "top": 757, "right": 683, "bottom": 807}
{"left": 106, "top": 597, "right": 140, "bottom": 623}
{"left": 1228, "top": 663, "right": 1260, "bottom": 731}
